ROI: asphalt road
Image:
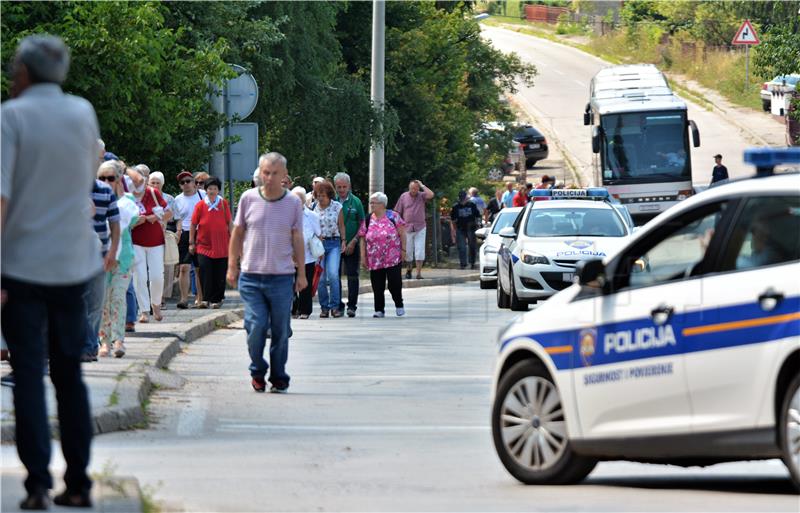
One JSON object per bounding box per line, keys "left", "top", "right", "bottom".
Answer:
{"left": 3, "top": 284, "right": 795, "bottom": 511}
{"left": 482, "top": 26, "right": 763, "bottom": 186}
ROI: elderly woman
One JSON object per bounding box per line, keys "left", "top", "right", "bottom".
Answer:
{"left": 313, "top": 180, "right": 345, "bottom": 318}
{"left": 359, "top": 192, "right": 407, "bottom": 318}
{"left": 131, "top": 165, "right": 171, "bottom": 322}
{"left": 148, "top": 172, "right": 178, "bottom": 304}
{"left": 291, "top": 186, "right": 321, "bottom": 319}
{"left": 190, "top": 177, "right": 232, "bottom": 309}
{"left": 97, "top": 161, "right": 140, "bottom": 358}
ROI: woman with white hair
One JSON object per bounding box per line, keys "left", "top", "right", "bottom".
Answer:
{"left": 148, "top": 172, "right": 178, "bottom": 304}
{"left": 358, "top": 192, "right": 407, "bottom": 317}
{"left": 291, "top": 186, "right": 321, "bottom": 319}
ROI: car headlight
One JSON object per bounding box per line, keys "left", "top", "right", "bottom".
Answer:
{"left": 521, "top": 251, "right": 549, "bottom": 265}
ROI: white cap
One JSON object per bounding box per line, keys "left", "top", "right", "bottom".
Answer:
{"left": 313, "top": 176, "right": 325, "bottom": 184}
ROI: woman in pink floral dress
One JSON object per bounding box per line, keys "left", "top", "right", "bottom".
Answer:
{"left": 359, "top": 192, "right": 407, "bottom": 318}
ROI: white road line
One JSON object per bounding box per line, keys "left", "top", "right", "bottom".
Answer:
{"left": 216, "top": 424, "right": 490, "bottom": 433}
{"left": 176, "top": 398, "right": 208, "bottom": 437}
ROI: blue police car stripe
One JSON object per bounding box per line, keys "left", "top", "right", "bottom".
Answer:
{"left": 500, "top": 295, "right": 800, "bottom": 370}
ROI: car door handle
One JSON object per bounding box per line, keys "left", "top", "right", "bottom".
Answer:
{"left": 758, "top": 288, "right": 784, "bottom": 312}
{"left": 650, "top": 304, "right": 674, "bottom": 326}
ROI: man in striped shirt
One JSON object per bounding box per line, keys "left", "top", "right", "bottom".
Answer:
{"left": 83, "top": 178, "right": 120, "bottom": 360}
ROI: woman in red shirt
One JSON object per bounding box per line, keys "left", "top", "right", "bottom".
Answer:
{"left": 190, "top": 177, "right": 232, "bottom": 308}
{"left": 131, "top": 172, "right": 171, "bottom": 322}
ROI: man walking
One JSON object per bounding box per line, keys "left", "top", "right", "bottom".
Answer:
{"left": 1, "top": 34, "right": 100, "bottom": 509}
{"left": 450, "top": 190, "right": 481, "bottom": 270}
{"left": 394, "top": 180, "right": 434, "bottom": 279}
{"left": 228, "top": 152, "right": 307, "bottom": 393}
{"left": 710, "top": 154, "right": 729, "bottom": 186}
{"left": 173, "top": 170, "right": 205, "bottom": 309}
{"left": 334, "top": 172, "right": 365, "bottom": 317}
{"left": 500, "top": 181, "right": 516, "bottom": 208}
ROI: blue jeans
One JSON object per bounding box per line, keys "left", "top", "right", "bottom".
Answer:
{"left": 455, "top": 228, "right": 477, "bottom": 267}
{"left": 83, "top": 271, "right": 106, "bottom": 355}
{"left": 318, "top": 238, "right": 341, "bottom": 311}
{"left": 239, "top": 273, "right": 294, "bottom": 385}
{"left": 125, "top": 280, "right": 137, "bottom": 324}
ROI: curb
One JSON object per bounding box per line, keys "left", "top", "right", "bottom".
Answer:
{"left": 1, "top": 309, "right": 244, "bottom": 443}
{"left": 352, "top": 273, "right": 480, "bottom": 296}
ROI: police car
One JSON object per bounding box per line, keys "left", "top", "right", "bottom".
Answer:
{"left": 496, "top": 188, "right": 634, "bottom": 311}
{"left": 491, "top": 150, "right": 800, "bottom": 489}
{"left": 476, "top": 207, "right": 522, "bottom": 289}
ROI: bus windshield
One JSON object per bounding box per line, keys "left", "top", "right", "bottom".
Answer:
{"left": 600, "top": 111, "right": 690, "bottom": 184}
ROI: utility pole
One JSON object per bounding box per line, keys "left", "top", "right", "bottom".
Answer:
{"left": 369, "top": 0, "right": 385, "bottom": 196}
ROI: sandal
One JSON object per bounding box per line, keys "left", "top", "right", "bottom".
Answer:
{"left": 99, "top": 343, "right": 110, "bottom": 357}
{"left": 113, "top": 341, "right": 126, "bottom": 358}
{"left": 138, "top": 314, "right": 149, "bottom": 323}
{"left": 152, "top": 304, "right": 163, "bottom": 321}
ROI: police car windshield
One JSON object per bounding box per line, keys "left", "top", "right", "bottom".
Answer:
{"left": 525, "top": 208, "right": 626, "bottom": 237}
{"left": 491, "top": 210, "right": 518, "bottom": 234}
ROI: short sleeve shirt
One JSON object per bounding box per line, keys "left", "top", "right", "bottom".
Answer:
{"left": 174, "top": 190, "right": 206, "bottom": 230}
{"left": 192, "top": 198, "right": 232, "bottom": 259}
{"left": 451, "top": 202, "right": 480, "bottom": 231}
{"left": 394, "top": 192, "right": 427, "bottom": 231}
{"left": 358, "top": 211, "right": 406, "bottom": 270}
{"left": 1, "top": 84, "right": 103, "bottom": 285}
{"left": 91, "top": 180, "right": 120, "bottom": 256}
{"left": 314, "top": 201, "right": 342, "bottom": 238}
{"left": 338, "top": 193, "right": 366, "bottom": 242}
{"left": 131, "top": 187, "right": 168, "bottom": 247}
{"left": 234, "top": 188, "right": 303, "bottom": 275}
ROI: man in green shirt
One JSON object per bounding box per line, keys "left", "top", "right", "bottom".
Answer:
{"left": 335, "top": 172, "right": 366, "bottom": 317}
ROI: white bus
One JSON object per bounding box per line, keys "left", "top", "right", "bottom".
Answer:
{"left": 583, "top": 64, "right": 701, "bottom": 218}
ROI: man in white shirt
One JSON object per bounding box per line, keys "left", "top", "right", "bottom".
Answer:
{"left": 172, "top": 171, "right": 206, "bottom": 308}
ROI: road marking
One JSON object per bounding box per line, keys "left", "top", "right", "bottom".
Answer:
{"left": 574, "top": 79, "right": 586, "bottom": 87}
{"left": 216, "top": 424, "right": 490, "bottom": 433}
{"left": 176, "top": 398, "right": 208, "bottom": 437}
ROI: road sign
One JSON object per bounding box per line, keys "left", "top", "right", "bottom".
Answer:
{"left": 226, "top": 64, "right": 258, "bottom": 120}
{"left": 732, "top": 19, "right": 760, "bottom": 45}
{"left": 228, "top": 122, "right": 259, "bottom": 182}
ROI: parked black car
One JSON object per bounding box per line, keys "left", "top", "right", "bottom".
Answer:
{"left": 513, "top": 125, "right": 548, "bottom": 168}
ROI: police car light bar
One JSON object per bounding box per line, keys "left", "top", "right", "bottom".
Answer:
{"left": 744, "top": 147, "right": 800, "bottom": 168}
{"left": 530, "top": 188, "right": 610, "bottom": 199}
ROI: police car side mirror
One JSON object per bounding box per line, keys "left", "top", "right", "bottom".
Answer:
{"left": 498, "top": 227, "right": 516, "bottom": 239}
{"left": 475, "top": 227, "right": 489, "bottom": 240}
{"left": 577, "top": 258, "right": 606, "bottom": 288}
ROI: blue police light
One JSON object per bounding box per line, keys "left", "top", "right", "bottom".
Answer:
{"left": 744, "top": 148, "right": 800, "bottom": 168}
{"left": 586, "top": 188, "right": 609, "bottom": 198}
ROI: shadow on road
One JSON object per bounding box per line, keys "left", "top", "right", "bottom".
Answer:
{"left": 585, "top": 475, "right": 798, "bottom": 495}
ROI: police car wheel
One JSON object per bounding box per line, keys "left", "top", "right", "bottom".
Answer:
{"left": 497, "top": 277, "right": 511, "bottom": 308}
{"left": 492, "top": 360, "right": 596, "bottom": 485}
{"left": 509, "top": 272, "right": 528, "bottom": 312}
{"left": 480, "top": 279, "right": 496, "bottom": 290}
{"left": 779, "top": 372, "right": 800, "bottom": 491}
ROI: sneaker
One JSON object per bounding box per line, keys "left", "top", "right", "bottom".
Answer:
{"left": 197, "top": 302, "right": 208, "bottom": 309}
{"left": 211, "top": 303, "right": 221, "bottom": 309}
{"left": 346, "top": 308, "right": 356, "bottom": 318}
{"left": 251, "top": 376, "right": 267, "bottom": 393}
{"left": 299, "top": 314, "right": 310, "bottom": 320}
{"left": 416, "top": 274, "right": 424, "bottom": 280}
{"left": 113, "top": 341, "right": 126, "bottom": 358}
{"left": 405, "top": 270, "right": 412, "bottom": 279}
{"left": 396, "top": 307, "right": 406, "bottom": 317}
{"left": 373, "top": 311, "right": 385, "bottom": 318}
{"left": 1, "top": 372, "right": 15, "bottom": 388}
{"left": 269, "top": 380, "right": 289, "bottom": 394}
{"left": 320, "top": 309, "right": 330, "bottom": 318}
{"left": 331, "top": 309, "right": 343, "bottom": 318}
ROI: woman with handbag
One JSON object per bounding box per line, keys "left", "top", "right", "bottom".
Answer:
{"left": 189, "top": 177, "right": 232, "bottom": 309}
{"left": 148, "top": 172, "right": 180, "bottom": 305}
{"left": 131, "top": 168, "right": 171, "bottom": 322}
{"left": 291, "top": 187, "right": 322, "bottom": 319}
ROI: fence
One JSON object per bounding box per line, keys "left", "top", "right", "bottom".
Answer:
{"left": 523, "top": 4, "right": 569, "bottom": 24}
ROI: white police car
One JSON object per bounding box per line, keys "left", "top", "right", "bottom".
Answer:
{"left": 496, "top": 188, "right": 634, "bottom": 311}
{"left": 491, "top": 151, "right": 800, "bottom": 489}
{"left": 476, "top": 207, "right": 523, "bottom": 289}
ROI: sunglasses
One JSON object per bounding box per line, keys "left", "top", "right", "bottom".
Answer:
{"left": 180, "top": 179, "right": 193, "bottom": 185}
{"left": 98, "top": 176, "right": 117, "bottom": 183}
{"left": 195, "top": 180, "right": 205, "bottom": 185}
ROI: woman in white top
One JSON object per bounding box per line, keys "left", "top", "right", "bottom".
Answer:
{"left": 291, "top": 187, "right": 321, "bottom": 319}
{"left": 312, "top": 180, "right": 345, "bottom": 318}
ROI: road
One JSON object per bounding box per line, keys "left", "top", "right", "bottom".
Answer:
{"left": 482, "top": 26, "right": 767, "bottom": 186}
{"left": 3, "top": 284, "right": 795, "bottom": 511}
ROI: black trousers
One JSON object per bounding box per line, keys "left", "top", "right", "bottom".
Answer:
{"left": 294, "top": 262, "right": 316, "bottom": 316}
{"left": 369, "top": 263, "right": 404, "bottom": 313}
{"left": 338, "top": 240, "right": 360, "bottom": 311}
{"left": 197, "top": 255, "right": 227, "bottom": 304}
{"left": 1, "top": 276, "right": 93, "bottom": 495}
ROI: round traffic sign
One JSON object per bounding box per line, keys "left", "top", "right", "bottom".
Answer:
{"left": 226, "top": 64, "right": 258, "bottom": 120}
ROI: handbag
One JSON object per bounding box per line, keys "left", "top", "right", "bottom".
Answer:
{"left": 163, "top": 230, "right": 180, "bottom": 265}
{"left": 311, "top": 262, "right": 324, "bottom": 297}
{"left": 309, "top": 235, "right": 325, "bottom": 259}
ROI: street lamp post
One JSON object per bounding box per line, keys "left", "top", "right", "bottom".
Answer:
{"left": 369, "top": 0, "right": 385, "bottom": 197}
